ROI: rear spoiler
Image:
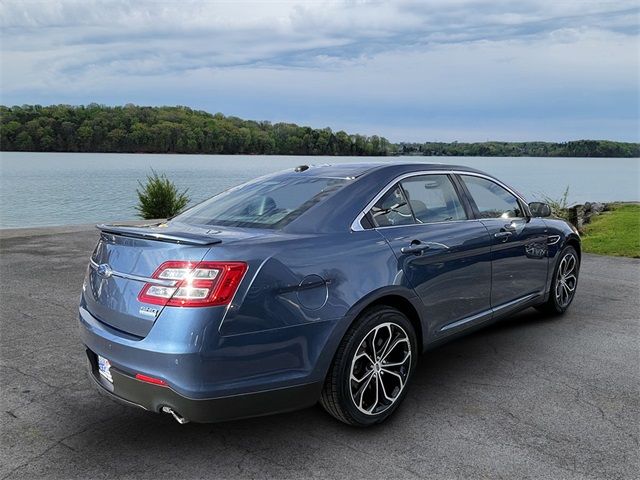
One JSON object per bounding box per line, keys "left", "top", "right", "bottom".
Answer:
{"left": 96, "top": 224, "right": 222, "bottom": 246}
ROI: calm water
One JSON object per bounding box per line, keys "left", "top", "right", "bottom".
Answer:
{"left": 0, "top": 152, "right": 638, "bottom": 229}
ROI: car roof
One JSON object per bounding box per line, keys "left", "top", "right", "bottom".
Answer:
{"left": 286, "top": 161, "right": 486, "bottom": 178}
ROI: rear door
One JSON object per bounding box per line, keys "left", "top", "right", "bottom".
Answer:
{"left": 368, "top": 174, "right": 493, "bottom": 336}
{"left": 457, "top": 174, "right": 549, "bottom": 309}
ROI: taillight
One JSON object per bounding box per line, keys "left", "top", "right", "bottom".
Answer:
{"left": 138, "top": 261, "right": 247, "bottom": 307}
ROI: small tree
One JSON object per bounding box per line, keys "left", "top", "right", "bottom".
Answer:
{"left": 136, "top": 170, "right": 189, "bottom": 219}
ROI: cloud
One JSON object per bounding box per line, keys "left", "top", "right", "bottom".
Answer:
{"left": 1, "top": 0, "right": 638, "bottom": 141}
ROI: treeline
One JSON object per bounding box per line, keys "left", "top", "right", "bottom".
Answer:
{"left": 397, "top": 140, "right": 640, "bottom": 158}
{"left": 1, "top": 104, "right": 638, "bottom": 157}
{"left": 0, "top": 104, "right": 392, "bottom": 156}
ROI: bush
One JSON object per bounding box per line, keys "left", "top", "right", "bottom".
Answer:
{"left": 136, "top": 170, "right": 189, "bottom": 219}
{"left": 543, "top": 185, "right": 571, "bottom": 221}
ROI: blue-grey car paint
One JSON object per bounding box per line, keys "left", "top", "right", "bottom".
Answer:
{"left": 79, "top": 162, "right": 580, "bottom": 421}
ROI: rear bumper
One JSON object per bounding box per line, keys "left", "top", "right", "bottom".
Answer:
{"left": 86, "top": 349, "right": 321, "bottom": 423}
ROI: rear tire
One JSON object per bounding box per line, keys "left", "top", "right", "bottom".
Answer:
{"left": 320, "top": 305, "right": 417, "bottom": 427}
{"left": 536, "top": 245, "right": 579, "bottom": 316}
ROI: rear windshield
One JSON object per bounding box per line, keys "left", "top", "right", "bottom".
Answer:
{"left": 174, "top": 176, "right": 349, "bottom": 229}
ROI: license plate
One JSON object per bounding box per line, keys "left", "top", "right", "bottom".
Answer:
{"left": 98, "top": 355, "right": 113, "bottom": 383}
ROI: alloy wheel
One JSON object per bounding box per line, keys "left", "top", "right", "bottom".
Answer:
{"left": 555, "top": 252, "right": 578, "bottom": 308}
{"left": 349, "top": 322, "right": 412, "bottom": 415}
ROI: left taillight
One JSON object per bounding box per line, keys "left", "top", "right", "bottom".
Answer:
{"left": 138, "top": 261, "right": 247, "bottom": 307}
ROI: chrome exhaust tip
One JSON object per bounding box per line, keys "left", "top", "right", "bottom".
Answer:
{"left": 161, "top": 406, "right": 189, "bottom": 424}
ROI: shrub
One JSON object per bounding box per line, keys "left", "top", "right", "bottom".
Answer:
{"left": 136, "top": 170, "right": 190, "bottom": 219}
{"left": 543, "top": 185, "right": 571, "bottom": 221}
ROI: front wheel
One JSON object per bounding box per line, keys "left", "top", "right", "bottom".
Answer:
{"left": 536, "top": 245, "right": 580, "bottom": 315}
{"left": 320, "top": 306, "right": 417, "bottom": 426}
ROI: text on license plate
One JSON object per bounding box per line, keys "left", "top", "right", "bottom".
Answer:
{"left": 98, "top": 355, "right": 113, "bottom": 383}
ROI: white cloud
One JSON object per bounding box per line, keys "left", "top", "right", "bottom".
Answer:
{"left": 1, "top": 0, "right": 638, "bottom": 141}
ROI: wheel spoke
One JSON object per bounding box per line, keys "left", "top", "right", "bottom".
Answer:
{"left": 378, "top": 373, "right": 396, "bottom": 402}
{"left": 381, "top": 336, "right": 409, "bottom": 363}
{"left": 559, "top": 257, "right": 567, "bottom": 276}
{"left": 355, "top": 373, "right": 375, "bottom": 410}
{"left": 564, "top": 275, "right": 577, "bottom": 291}
{"left": 371, "top": 323, "right": 392, "bottom": 361}
{"left": 381, "top": 350, "right": 411, "bottom": 368}
{"left": 353, "top": 350, "right": 375, "bottom": 367}
{"left": 561, "top": 284, "right": 570, "bottom": 305}
{"left": 565, "top": 255, "right": 576, "bottom": 273}
{"left": 366, "top": 373, "right": 379, "bottom": 414}
{"left": 381, "top": 367, "right": 405, "bottom": 390}
{"left": 350, "top": 367, "right": 374, "bottom": 384}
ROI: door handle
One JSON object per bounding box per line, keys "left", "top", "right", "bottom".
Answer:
{"left": 401, "top": 241, "right": 449, "bottom": 255}
{"left": 494, "top": 231, "right": 513, "bottom": 241}
{"left": 401, "top": 244, "right": 430, "bottom": 255}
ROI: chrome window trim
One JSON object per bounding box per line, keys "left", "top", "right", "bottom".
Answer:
{"left": 350, "top": 170, "right": 529, "bottom": 232}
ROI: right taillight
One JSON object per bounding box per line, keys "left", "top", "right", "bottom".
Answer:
{"left": 138, "top": 261, "right": 247, "bottom": 307}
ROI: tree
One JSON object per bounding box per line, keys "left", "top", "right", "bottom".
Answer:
{"left": 1, "top": 104, "right": 638, "bottom": 157}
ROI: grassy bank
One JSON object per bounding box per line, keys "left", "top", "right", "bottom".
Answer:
{"left": 581, "top": 203, "right": 640, "bottom": 258}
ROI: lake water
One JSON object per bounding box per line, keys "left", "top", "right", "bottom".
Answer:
{"left": 0, "top": 152, "right": 638, "bottom": 229}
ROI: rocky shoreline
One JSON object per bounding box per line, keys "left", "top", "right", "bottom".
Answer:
{"left": 566, "top": 201, "right": 637, "bottom": 231}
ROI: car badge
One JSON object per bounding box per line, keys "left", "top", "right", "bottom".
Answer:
{"left": 139, "top": 306, "right": 160, "bottom": 318}
{"left": 96, "top": 264, "right": 113, "bottom": 278}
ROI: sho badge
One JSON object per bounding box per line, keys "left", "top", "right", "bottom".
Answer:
{"left": 139, "top": 306, "right": 160, "bottom": 318}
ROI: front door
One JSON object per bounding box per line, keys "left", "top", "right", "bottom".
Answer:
{"left": 457, "top": 174, "right": 549, "bottom": 310}
{"left": 367, "top": 174, "right": 493, "bottom": 336}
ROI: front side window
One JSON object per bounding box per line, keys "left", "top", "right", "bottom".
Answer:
{"left": 400, "top": 175, "right": 467, "bottom": 223}
{"left": 460, "top": 175, "right": 523, "bottom": 219}
{"left": 174, "top": 176, "right": 348, "bottom": 229}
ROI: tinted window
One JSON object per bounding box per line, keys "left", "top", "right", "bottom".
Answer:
{"left": 400, "top": 175, "right": 467, "bottom": 223}
{"left": 174, "top": 176, "right": 348, "bottom": 229}
{"left": 369, "top": 184, "right": 414, "bottom": 227}
{"left": 461, "top": 175, "right": 523, "bottom": 219}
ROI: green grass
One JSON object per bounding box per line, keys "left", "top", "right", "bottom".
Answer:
{"left": 581, "top": 203, "right": 640, "bottom": 258}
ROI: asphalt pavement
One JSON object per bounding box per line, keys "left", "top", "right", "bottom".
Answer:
{"left": 1, "top": 226, "right": 638, "bottom": 479}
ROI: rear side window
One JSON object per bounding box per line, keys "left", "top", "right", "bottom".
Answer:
{"left": 369, "top": 184, "right": 415, "bottom": 227}
{"left": 400, "top": 175, "right": 467, "bottom": 223}
{"left": 174, "top": 176, "right": 348, "bottom": 229}
{"left": 460, "top": 175, "right": 523, "bottom": 219}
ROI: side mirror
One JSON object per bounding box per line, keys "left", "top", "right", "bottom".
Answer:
{"left": 529, "top": 201, "right": 551, "bottom": 217}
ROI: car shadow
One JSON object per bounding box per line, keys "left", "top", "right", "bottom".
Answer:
{"left": 85, "top": 307, "right": 555, "bottom": 438}
{"left": 31, "top": 305, "right": 571, "bottom": 478}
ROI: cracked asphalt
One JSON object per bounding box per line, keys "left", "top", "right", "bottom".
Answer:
{"left": 1, "top": 226, "right": 638, "bottom": 479}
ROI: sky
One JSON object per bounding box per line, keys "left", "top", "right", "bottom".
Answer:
{"left": 1, "top": 0, "right": 639, "bottom": 142}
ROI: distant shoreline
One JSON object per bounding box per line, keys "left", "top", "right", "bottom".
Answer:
{"left": 2, "top": 105, "right": 639, "bottom": 158}
{"left": 2, "top": 151, "right": 639, "bottom": 159}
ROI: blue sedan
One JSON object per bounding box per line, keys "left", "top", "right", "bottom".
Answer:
{"left": 79, "top": 163, "right": 580, "bottom": 426}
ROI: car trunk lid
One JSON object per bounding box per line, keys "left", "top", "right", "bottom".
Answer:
{"left": 84, "top": 224, "right": 218, "bottom": 337}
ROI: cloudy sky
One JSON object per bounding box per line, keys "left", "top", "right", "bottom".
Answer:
{"left": 1, "top": 0, "right": 638, "bottom": 142}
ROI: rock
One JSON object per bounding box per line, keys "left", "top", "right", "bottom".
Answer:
{"left": 567, "top": 202, "right": 609, "bottom": 230}
{"left": 568, "top": 204, "right": 586, "bottom": 230}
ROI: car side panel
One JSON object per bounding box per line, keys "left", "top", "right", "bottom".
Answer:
{"left": 375, "top": 221, "right": 493, "bottom": 338}
{"left": 219, "top": 230, "right": 406, "bottom": 336}
{"left": 479, "top": 216, "right": 550, "bottom": 307}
